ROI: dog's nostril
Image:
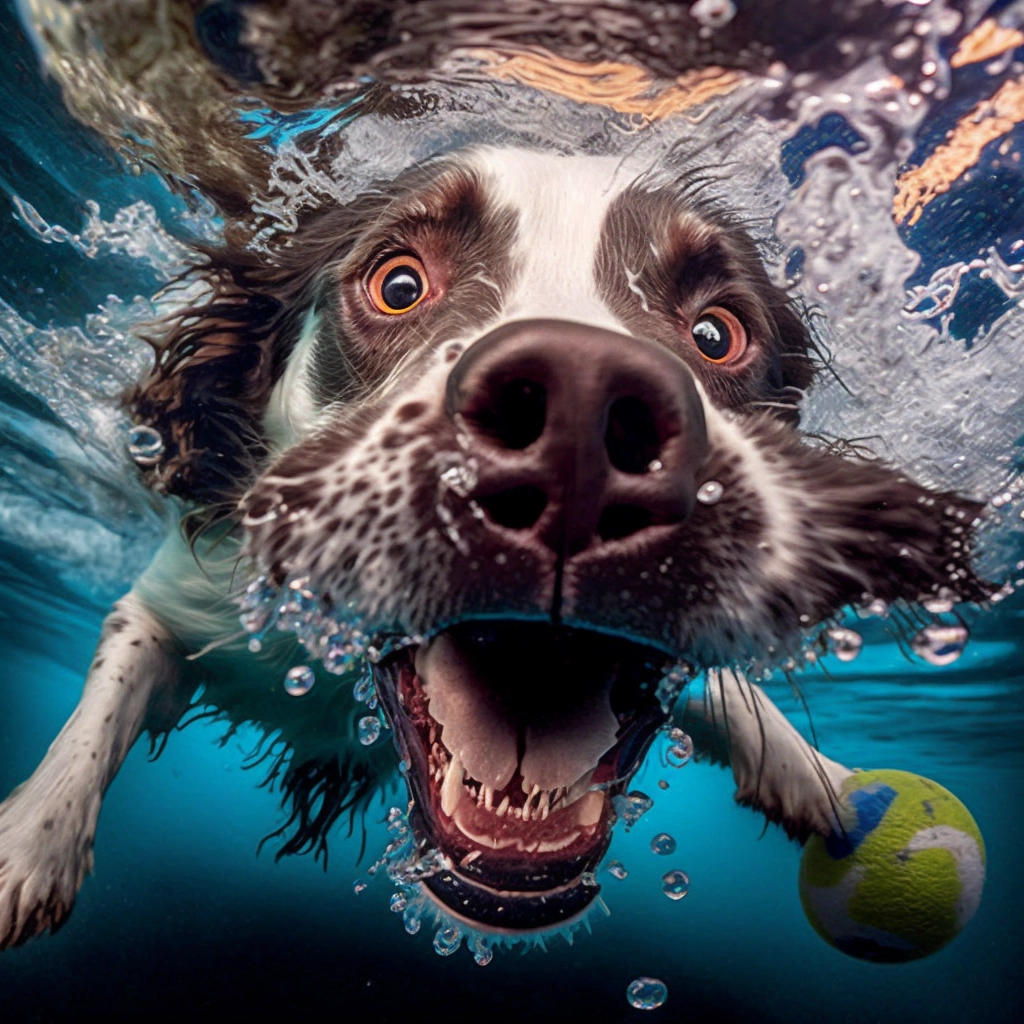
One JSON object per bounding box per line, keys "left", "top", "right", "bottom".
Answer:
{"left": 470, "top": 378, "right": 547, "bottom": 450}
{"left": 478, "top": 486, "right": 548, "bottom": 530}
{"left": 605, "top": 397, "right": 662, "bottom": 474}
{"left": 597, "top": 504, "right": 654, "bottom": 541}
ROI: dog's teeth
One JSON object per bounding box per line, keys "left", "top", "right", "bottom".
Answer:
{"left": 496, "top": 795, "right": 510, "bottom": 817}
{"left": 441, "top": 750, "right": 465, "bottom": 818}
{"left": 484, "top": 785, "right": 494, "bottom": 810}
{"left": 540, "top": 790, "right": 551, "bottom": 820}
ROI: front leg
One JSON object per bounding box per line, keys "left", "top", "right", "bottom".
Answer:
{"left": 0, "top": 591, "right": 187, "bottom": 950}
{"left": 682, "top": 669, "right": 852, "bottom": 839}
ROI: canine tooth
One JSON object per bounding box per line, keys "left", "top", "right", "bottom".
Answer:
{"left": 496, "top": 795, "right": 510, "bottom": 817}
{"left": 540, "top": 791, "right": 550, "bottom": 820}
{"left": 459, "top": 850, "right": 482, "bottom": 867}
{"left": 441, "top": 750, "right": 465, "bottom": 818}
{"left": 484, "top": 786, "right": 494, "bottom": 811}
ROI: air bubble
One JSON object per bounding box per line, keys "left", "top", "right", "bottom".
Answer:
{"left": 433, "top": 925, "right": 462, "bottom": 957}
{"left": 127, "top": 424, "right": 164, "bottom": 466}
{"left": 353, "top": 672, "right": 376, "bottom": 704}
{"left": 612, "top": 791, "right": 654, "bottom": 830}
{"left": 666, "top": 728, "right": 694, "bottom": 768}
{"left": 657, "top": 779, "right": 670, "bottom": 791}
{"left": 471, "top": 936, "right": 493, "bottom": 966}
{"left": 403, "top": 904, "right": 422, "bottom": 935}
{"left": 650, "top": 833, "right": 677, "bottom": 856}
{"left": 626, "top": 976, "right": 668, "bottom": 1011}
{"left": 696, "top": 480, "right": 724, "bottom": 505}
{"left": 284, "top": 665, "right": 315, "bottom": 697}
{"left": 358, "top": 715, "right": 382, "bottom": 745}
{"left": 607, "top": 860, "right": 629, "bottom": 880}
{"left": 826, "top": 627, "right": 863, "bottom": 662}
{"left": 911, "top": 624, "right": 969, "bottom": 665}
{"left": 662, "top": 869, "right": 691, "bottom": 900}
{"left": 353, "top": 878, "right": 368, "bottom": 895}
{"left": 389, "top": 892, "right": 407, "bottom": 913}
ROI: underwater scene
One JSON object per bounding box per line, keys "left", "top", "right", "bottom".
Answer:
{"left": 1, "top": 1, "right": 1024, "bottom": 1020}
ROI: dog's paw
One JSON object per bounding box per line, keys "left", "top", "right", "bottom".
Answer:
{"left": 0, "top": 784, "right": 98, "bottom": 951}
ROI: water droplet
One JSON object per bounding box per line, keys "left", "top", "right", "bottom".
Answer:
{"left": 358, "top": 715, "right": 382, "bottom": 745}
{"left": 389, "top": 892, "right": 407, "bottom": 913}
{"left": 471, "top": 936, "right": 493, "bottom": 966}
{"left": 352, "top": 878, "right": 367, "bottom": 895}
{"left": 403, "top": 904, "right": 422, "bottom": 935}
{"left": 689, "top": 0, "right": 736, "bottom": 29}
{"left": 827, "top": 627, "right": 863, "bottom": 662}
{"left": 662, "top": 869, "right": 690, "bottom": 900}
{"left": 923, "top": 594, "right": 955, "bottom": 613}
{"left": 433, "top": 925, "right": 462, "bottom": 957}
{"left": 284, "top": 665, "right": 315, "bottom": 697}
{"left": 859, "top": 597, "right": 889, "bottom": 618}
{"left": 650, "top": 833, "right": 677, "bottom": 856}
{"left": 606, "top": 860, "right": 628, "bottom": 880}
{"left": 612, "top": 791, "right": 654, "bottom": 830}
{"left": 127, "top": 424, "right": 164, "bottom": 466}
{"left": 696, "top": 480, "right": 724, "bottom": 505}
{"left": 247, "top": 637, "right": 262, "bottom": 653}
{"left": 626, "top": 976, "right": 668, "bottom": 1011}
{"left": 912, "top": 624, "right": 969, "bottom": 665}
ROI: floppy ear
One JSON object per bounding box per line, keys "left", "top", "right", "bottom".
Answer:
{"left": 129, "top": 248, "right": 303, "bottom": 510}
{"left": 129, "top": 195, "right": 392, "bottom": 510}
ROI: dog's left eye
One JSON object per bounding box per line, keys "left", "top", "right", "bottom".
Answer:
{"left": 367, "top": 255, "right": 430, "bottom": 314}
{"left": 690, "top": 307, "right": 747, "bottom": 364}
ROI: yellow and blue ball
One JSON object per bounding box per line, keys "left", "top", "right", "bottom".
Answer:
{"left": 799, "top": 769, "right": 985, "bottom": 962}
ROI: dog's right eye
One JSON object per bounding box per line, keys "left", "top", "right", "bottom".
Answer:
{"left": 367, "top": 255, "right": 430, "bottom": 314}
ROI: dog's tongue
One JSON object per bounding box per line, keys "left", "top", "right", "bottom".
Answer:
{"left": 415, "top": 631, "right": 620, "bottom": 793}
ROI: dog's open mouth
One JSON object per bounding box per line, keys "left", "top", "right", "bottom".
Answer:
{"left": 375, "top": 622, "right": 671, "bottom": 932}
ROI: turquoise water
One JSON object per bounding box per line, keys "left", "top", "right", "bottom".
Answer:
{"left": 2, "top": 3, "right": 1024, "bottom": 1021}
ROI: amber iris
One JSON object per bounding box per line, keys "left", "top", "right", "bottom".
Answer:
{"left": 690, "top": 307, "right": 747, "bottom": 364}
{"left": 368, "top": 255, "right": 430, "bottom": 314}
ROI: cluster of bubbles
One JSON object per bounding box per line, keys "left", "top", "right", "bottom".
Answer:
{"left": 238, "top": 573, "right": 399, "bottom": 743}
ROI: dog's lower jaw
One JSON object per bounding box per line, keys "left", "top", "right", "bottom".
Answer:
{"left": 0, "top": 593, "right": 188, "bottom": 950}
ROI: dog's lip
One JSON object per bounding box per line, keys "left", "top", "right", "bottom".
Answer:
{"left": 373, "top": 621, "right": 670, "bottom": 926}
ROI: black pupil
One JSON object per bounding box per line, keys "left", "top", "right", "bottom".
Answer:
{"left": 381, "top": 265, "right": 423, "bottom": 310}
{"left": 692, "top": 314, "right": 732, "bottom": 360}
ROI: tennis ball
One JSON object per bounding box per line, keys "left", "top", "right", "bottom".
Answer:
{"left": 799, "top": 769, "right": 985, "bottom": 962}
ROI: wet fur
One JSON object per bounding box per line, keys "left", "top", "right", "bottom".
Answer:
{"left": 0, "top": 145, "right": 988, "bottom": 950}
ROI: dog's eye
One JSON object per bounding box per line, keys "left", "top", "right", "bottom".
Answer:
{"left": 368, "top": 255, "right": 429, "bottom": 314}
{"left": 690, "top": 308, "right": 747, "bottom": 364}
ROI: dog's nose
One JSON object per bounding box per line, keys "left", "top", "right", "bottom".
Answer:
{"left": 445, "top": 319, "right": 708, "bottom": 557}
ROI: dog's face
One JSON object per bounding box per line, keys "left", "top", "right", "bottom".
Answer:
{"left": 139, "top": 146, "right": 984, "bottom": 934}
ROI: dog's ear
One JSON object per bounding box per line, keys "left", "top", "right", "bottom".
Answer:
{"left": 129, "top": 247, "right": 309, "bottom": 510}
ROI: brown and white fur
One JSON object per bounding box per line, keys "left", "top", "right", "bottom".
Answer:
{"left": 0, "top": 146, "right": 987, "bottom": 946}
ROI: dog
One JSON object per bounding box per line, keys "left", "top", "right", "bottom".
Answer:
{"left": 0, "top": 142, "right": 988, "bottom": 948}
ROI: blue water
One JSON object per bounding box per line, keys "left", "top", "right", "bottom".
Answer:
{"left": 2, "top": 4, "right": 1024, "bottom": 1021}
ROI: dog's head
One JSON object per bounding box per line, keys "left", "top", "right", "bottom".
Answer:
{"left": 133, "top": 146, "right": 987, "bottom": 933}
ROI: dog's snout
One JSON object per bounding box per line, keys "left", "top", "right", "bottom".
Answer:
{"left": 445, "top": 319, "right": 708, "bottom": 556}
